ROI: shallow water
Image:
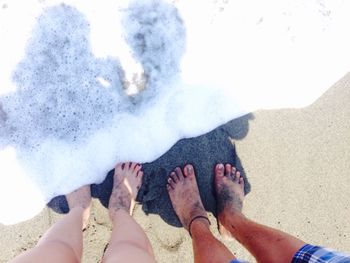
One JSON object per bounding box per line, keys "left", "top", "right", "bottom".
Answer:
{"left": 0, "top": 0, "right": 349, "bottom": 224}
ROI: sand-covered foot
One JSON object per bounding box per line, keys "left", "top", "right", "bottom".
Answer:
{"left": 108, "top": 162, "right": 143, "bottom": 219}
{"left": 66, "top": 185, "right": 92, "bottom": 229}
{"left": 167, "top": 164, "right": 210, "bottom": 236}
{"left": 215, "top": 163, "right": 245, "bottom": 239}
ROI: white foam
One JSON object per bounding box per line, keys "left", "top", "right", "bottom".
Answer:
{"left": 0, "top": 0, "right": 349, "bottom": 224}
{"left": 0, "top": 147, "right": 45, "bottom": 225}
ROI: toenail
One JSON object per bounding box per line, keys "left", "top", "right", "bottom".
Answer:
{"left": 186, "top": 165, "right": 193, "bottom": 174}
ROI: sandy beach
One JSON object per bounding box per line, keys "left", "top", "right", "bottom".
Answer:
{"left": 1, "top": 72, "right": 350, "bottom": 262}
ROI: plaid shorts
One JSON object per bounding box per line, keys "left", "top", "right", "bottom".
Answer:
{"left": 230, "top": 260, "right": 249, "bottom": 263}
{"left": 292, "top": 244, "right": 350, "bottom": 263}
{"left": 230, "top": 244, "right": 350, "bottom": 263}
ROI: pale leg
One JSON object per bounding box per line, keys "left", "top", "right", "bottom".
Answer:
{"left": 10, "top": 185, "right": 91, "bottom": 263}
{"left": 102, "top": 162, "right": 156, "bottom": 263}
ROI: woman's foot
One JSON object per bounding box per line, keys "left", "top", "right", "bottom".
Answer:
{"left": 108, "top": 162, "right": 143, "bottom": 220}
{"left": 167, "top": 164, "right": 210, "bottom": 236}
{"left": 214, "top": 163, "right": 245, "bottom": 239}
{"left": 66, "top": 185, "right": 92, "bottom": 229}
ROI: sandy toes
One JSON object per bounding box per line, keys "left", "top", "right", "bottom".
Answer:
{"left": 167, "top": 164, "right": 210, "bottom": 236}
{"left": 214, "top": 163, "right": 245, "bottom": 239}
{"left": 108, "top": 162, "right": 143, "bottom": 219}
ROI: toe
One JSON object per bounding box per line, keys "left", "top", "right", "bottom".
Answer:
{"left": 239, "top": 177, "right": 244, "bottom": 188}
{"left": 215, "top": 163, "right": 225, "bottom": 178}
{"left": 130, "top": 162, "right": 138, "bottom": 171}
{"left": 230, "top": 166, "right": 236, "bottom": 181}
{"left": 115, "top": 163, "right": 123, "bottom": 173}
{"left": 167, "top": 177, "right": 175, "bottom": 189}
{"left": 170, "top": 172, "right": 179, "bottom": 183}
{"left": 231, "top": 166, "right": 236, "bottom": 174}
{"left": 234, "top": 171, "right": 240, "bottom": 182}
{"left": 167, "top": 183, "right": 173, "bottom": 191}
{"left": 175, "top": 167, "right": 184, "bottom": 180}
{"left": 134, "top": 163, "right": 142, "bottom": 172}
{"left": 136, "top": 177, "right": 142, "bottom": 189}
{"left": 137, "top": 170, "right": 143, "bottom": 179}
{"left": 127, "top": 162, "right": 133, "bottom": 169}
{"left": 225, "top": 164, "right": 232, "bottom": 177}
{"left": 184, "top": 164, "right": 194, "bottom": 178}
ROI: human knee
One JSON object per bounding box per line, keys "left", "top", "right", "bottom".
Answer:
{"left": 11, "top": 240, "right": 80, "bottom": 263}
{"left": 102, "top": 241, "right": 155, "bottom": 263}
{"left": 37, "top": 240, "right": 80, "bottom": 263}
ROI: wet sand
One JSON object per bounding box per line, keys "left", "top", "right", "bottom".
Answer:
{"left": 1, "top": 73, "right": 350, "bottom": 262}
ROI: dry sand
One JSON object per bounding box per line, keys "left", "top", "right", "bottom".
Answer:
{"left": 1, "top": 73, "right": 350, "bottom": 262}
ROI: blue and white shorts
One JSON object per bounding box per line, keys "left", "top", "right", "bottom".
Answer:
{"left": 292, "top": 244, "right": 350, "bottom": 263}
{"left": 230, "top": 244, "right": 350, "bottom": 263}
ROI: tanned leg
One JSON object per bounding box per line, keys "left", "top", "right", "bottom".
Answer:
{"left": 102, "top": 162, "right": 156, "bottom": 263}
{"left": 10, "top": 185, "right": 92, "bottom": 263}
{"left": 167, "top": 164, "right": 236, "bottom": 263}
{"left": 215, "top": 163, "right": 306, "bottom": 263}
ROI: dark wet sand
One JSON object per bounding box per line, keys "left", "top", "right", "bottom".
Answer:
{"left": 1, "top": 73, "right": 350, "bottom": 262}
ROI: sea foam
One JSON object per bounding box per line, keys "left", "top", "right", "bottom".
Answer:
{"left": 0, "top": 0, "right": 349, "bottom": 224}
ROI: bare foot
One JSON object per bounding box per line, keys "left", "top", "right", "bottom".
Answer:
{"left": 214, "top": 163, "right": 245, "bottom": 239}
{"left": 108, "top": 162, "right": 143, "bottom": 220}
{"left": 167, "top": 164, "right": 210, "bottom": 236}
{"left": 66, "top": 185, "right": 92, "bottom": 229}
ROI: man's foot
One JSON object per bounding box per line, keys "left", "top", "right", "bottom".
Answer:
{"left": 66, "top": 185, "right": 92, "bottom": 229}
{"left": 108, "top": 162, "right": 143, "bottom": 220}
{"left": 167, "top": 164, "right": 210, "bottom": 236}
{"left": 214, "top": 163, "right": 245, "bottom": 239}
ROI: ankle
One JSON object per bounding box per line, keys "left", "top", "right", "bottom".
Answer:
{"left": 109, "top": 208, "right": 130, "bottom": 223}
{"left": 219, "top": 210, "right": 245, "bottom": 229}
{"left": 69, "top": 206, "right": 85, "bottom": 214}
{"left": 190, "top": 217, "right": 211, "bottom": 237}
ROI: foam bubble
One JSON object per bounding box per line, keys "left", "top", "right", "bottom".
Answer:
{"left": 1, "top": 0, "right": 350, "bottom": 224}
